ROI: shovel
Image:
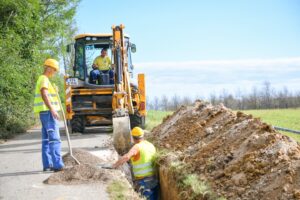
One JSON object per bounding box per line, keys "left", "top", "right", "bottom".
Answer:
{"left": 96, "top": 163, "right": 114, "bottom": 169}
{"left": 54, "top": 84, "right": 80, "bottom": 165}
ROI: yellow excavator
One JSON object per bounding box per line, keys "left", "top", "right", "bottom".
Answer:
{"left": 64, "top": 24, "right": 146, "bottom": 155}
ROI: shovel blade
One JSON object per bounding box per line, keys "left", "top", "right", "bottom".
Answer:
{"left": 112, "top": 116, "right": 131, "bottom": 155}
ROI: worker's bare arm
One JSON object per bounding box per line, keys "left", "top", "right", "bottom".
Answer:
{"left": 113, "top": 145, "right": 139, "bottom": 168}
{"left": 41, "top": 88, "right": 60, "bottom": 120}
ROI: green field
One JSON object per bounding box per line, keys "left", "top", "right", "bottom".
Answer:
{"left": 241, "top": 109, "right": 300, "bottom": 142}
{"left": 145, "top": 110, "right": 172, "bottom": 131}
{"left": 146, "top": 109, "right": 300, "bottom": 142}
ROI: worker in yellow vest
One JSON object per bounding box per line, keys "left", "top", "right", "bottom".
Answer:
{"left": 33, "top": 58, "right": 64, "bottom": 172}
{"left": 113, "top": 127, "right": 159, "bottom": 200}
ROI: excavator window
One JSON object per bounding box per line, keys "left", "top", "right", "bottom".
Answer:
{"left": 74, "top": 42, "right": 85, "bottom": 80}
{"left": 85, "top": 44, "right": 113, "bottom": 85}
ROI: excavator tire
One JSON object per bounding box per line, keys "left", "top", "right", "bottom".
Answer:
{"left": 130, "top": 114, "right": 145, "bottom": 129}
{"left": 70, "top": 116, "right": 85, "bottom": 133}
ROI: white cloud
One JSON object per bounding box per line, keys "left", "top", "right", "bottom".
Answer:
{"left": 133, "top": 57, "right": 300, "bottom": 99}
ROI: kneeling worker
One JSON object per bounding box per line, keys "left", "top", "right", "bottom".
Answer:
{"left": 113, "top": 127, "right": 159, "bottom": 200}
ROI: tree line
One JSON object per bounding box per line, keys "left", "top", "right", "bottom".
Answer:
{"left": 147, "top": 82, "right": 300, "bottom": 111}
{"left": 0, "top": 0, "right": 79, "bottom": 138}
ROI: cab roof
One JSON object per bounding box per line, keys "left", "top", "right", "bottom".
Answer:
{"left": 75, "top": 33, "right": 130, "bottom": 40}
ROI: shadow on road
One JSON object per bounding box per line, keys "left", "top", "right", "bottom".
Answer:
{"left": 0, "top": 170, "right": 52, "bottom": 177}
{"left": 0, "top": 141, "right": 41, "bottom": 150}
{"left": 0, "top": 146, "right": 111, "bottom": 154}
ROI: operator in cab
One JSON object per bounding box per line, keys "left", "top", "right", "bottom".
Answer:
{"left": 113, "top": 127, "right": 159, "bottom": 200}
{"left": 89, "top": 48, "right": 114, "bottom": 84}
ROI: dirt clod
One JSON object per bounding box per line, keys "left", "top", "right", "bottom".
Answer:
{"left": 151, "top": 101, "right": 300, "bottom": 200}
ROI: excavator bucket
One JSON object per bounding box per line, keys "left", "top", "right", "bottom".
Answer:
{"left": 112, "top": 116, "right": 132, "bottom": 155}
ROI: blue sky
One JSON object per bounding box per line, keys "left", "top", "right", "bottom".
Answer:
{"left": 75, "top": 0, "right": 300, "bottom": 99}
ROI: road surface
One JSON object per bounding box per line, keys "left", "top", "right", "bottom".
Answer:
{"left": 0, "top": 125, "right": 118, "bottom": 200}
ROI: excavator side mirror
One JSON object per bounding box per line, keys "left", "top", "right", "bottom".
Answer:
{"left": 131, "top": 44, "right": 136, "bottom": 53}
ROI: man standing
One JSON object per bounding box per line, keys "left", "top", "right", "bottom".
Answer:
{"left": 89, "top": 48, "right": 114, "bottom": 84}
{"left": 113, "top": 127, "right": 159, "bottom": 200}
{"left": 33, "top": 58, "right": 64, "bottom": 172}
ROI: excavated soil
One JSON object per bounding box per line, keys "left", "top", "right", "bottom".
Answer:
{"left": 151, "top": 100, "right": 300, "bottom": 200}
{"left": 44, "top": 149, "right": 110, "bottom": 185}
{"left": 44, "top": 147, "right": 141, "bottom": 199}
{"left": 63, "top": 148, "right": 104, "bottom": 167}
{"left": 44, "top": 164, "right": 112, "bottom": 184}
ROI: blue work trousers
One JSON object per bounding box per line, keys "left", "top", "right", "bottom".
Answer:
{"left": 90, "top": 69, "right": 114, "bottom": 84}
{"left": 39, "top": 111, "right": 64, "bottom": 170}
{"left": 135, "top": 177, "right": 159, "bottom": 200}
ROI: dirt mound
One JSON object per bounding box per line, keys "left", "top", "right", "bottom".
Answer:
{"left": 63, "top": 148, "right": 104, "bottom": 167}
{"left": 44, "top": 164, "right": 112, "bottom": 184}
{"left": 45, "top": 148, "right": 109, "bottom": 185}
{"left": 151, "top": 100, "right": 300, "bottom": 200}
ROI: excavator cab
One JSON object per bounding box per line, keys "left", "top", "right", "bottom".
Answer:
{"left": 65, "top": 25, "right": 146, "bottom": 155}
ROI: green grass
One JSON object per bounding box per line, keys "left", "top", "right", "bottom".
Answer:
{"left": 241, "top": 108, "right": 300, "bottom": 142}
{"left": 145, "top": 110, "right": 172, "bottom": 131}
{"left": 107, "top": 181, "right": 127, "bottom": 200}
{"left": 182, "top": 174, "right": 211, "bottom": 197}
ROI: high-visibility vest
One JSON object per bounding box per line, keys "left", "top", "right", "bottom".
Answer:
{"left": 33, "top": 75, "right": 60, "bottom": 113}
{"left": 131, "top": 140, "right": 156, "bottom": 179}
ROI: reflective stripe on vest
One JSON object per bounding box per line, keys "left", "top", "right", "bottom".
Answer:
{"left": 34, "top": 102, "right": 58, "bottom": 107}
{"left": 133, "top": 168, "right": 154, "bottom": 176}
{"left": 132, "top": 162, "right": 152, "bottom": 170}
{"left": 35, "top": 94, "right": 57, "bottom": 98}
{"left": 131, "top": 140, "right": 156, "bottom": 179}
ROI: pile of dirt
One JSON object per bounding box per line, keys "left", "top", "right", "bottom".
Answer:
{"left": 44, "top": 164, "right": 112, "bottom": 184}
{"left": 62, "top": 148, "right": 104, "bottom": 167}
{"left": 151, "top": 100, "right": 300, "bottom": 200}
{"left": 44, "top": 148, "right": 109, "bottom": 184}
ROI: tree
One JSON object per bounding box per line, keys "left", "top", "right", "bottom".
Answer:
{"left": 0, "top": 0, "right": 80, "bottom": 138}
{"left": 153, "top": 96, "right": 159, "bottom": 110}
{"left": 170, "top": 94, "right": 180, "bottom": 111}
{"left": 160, "top": 95, "right": 169, "bottom": 111}
{"left": 261, "top": 81, "right": 273, "bottom": 109}
{"left": 182, "top": 96, "right": 192, "bottom": 106}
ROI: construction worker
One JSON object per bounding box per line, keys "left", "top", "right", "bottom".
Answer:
{"left": 33, "top": 58, "right": 64, "bottom": 172}
{"left": 113, "top": 127, "right": 159, "bottom": 200}
{"left": 89, "top": 48, "right": 114, "bottom": 84}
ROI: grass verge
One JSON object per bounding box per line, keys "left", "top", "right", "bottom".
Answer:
{"left": 107, "top": 180, "right": 143, "bottom": 200}
{"left": 241, "top": 108, "right": 300, "bottom": 142}
{"left": 107, "top": 181, "right": 127, "bottom": 200}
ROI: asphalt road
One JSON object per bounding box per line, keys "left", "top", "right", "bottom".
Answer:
{"left": 0, "top": 125, "right": 118, "bottom": 200}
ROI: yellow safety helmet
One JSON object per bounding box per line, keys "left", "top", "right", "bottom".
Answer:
{"left": 131, "top": 127, "right": 144, "bottom": 137}
{"left": 44, "top": 58, "right": 59, "bottom": 71}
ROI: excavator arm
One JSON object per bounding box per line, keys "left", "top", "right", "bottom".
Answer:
{"left": 111, "top": 24, "right": 134, "bottom": 155}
